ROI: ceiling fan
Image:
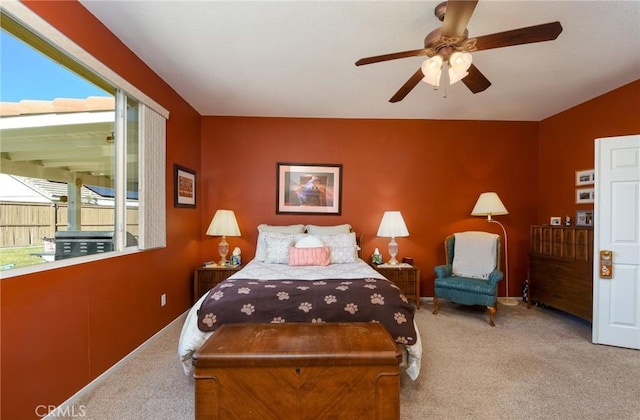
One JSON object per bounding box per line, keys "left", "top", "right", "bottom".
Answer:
{"left": 355, "top": 0, "right": 563, "bottom": 102}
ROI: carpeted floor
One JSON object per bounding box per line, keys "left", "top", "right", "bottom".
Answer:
{"left": 57, "top": 300, "right": 640, "bottom": 420}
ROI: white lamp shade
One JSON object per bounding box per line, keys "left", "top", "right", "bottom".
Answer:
{"left": 377, "top": 211, "right": 410, "bottom": 238}
{"left": 421, "top": 56, "right": 443, "bottom": 87}
{"left": 448, "top": 69, "right": 469, "bottom": 84}
{"left": 450, "top": 52, "right": 472, "bottom": 72}
{"left": 471, "top": 192, "right": 509, "bottom": 217}
{"left": 206, "top": 209, "right": 241, "bottom": 237}
{"left": 448, "top": 52, "right": 472, "bottom": 85}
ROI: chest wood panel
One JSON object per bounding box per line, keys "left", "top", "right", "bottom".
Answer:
{"left": 193, "top": 323, "right": 401, "bottom": 420}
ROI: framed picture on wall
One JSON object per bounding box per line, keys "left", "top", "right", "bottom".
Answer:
{"left": 576, "top": 187, "right": 594, "bottom": 204}
{"left": 276, "top": 162, "right": 342, "bottom": 215}
{"left": 576, "top": 210, "right": 593, "bottom": 226}
{"left": 174, "top": 164, "right": 196, "bottom": 208}
{"left": 576, "top": 169, "right": 595, "bottom": 186}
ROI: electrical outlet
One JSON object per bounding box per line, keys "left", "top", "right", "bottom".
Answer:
{"left": 161, "top": 294, "right": 166, "bottom": 306}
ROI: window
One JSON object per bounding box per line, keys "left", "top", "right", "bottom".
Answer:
{"left": 0, "top": 3, "right": 167, "bottom": 276}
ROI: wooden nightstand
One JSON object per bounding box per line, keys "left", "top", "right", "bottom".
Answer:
{"left": 193, "top": 266, "right": 241, "bottom": 303}
{"left": 372, "top": 264, "right": 421, "bottom": 309}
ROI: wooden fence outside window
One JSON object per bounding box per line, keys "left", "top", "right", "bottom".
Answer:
{"left": 0, "top": 202, "right": 138, "bottom": 248}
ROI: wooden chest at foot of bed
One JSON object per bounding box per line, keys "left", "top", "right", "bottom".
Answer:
{"left": 192, "top": 322, "right": 402, "bottom": 420}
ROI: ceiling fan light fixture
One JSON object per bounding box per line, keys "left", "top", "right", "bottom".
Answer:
{"left": 447, "top": 51, "right": 472, "bottom": 85}
{"left": 448, "top": 69, "right": 469, "bottom": 84}
{"left": 421, "top": 55, "right": 443, "bottom": 87}
{"left": 450, "top": 52, "right": 473, "bottom": 71}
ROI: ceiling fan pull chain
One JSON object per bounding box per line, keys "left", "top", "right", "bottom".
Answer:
{"left": 442, "top": 62, "right": 449, "bottom": 98}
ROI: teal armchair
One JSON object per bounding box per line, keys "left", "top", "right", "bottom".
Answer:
{"left": 433, "top": 232, "right": 503, "bottom": 326}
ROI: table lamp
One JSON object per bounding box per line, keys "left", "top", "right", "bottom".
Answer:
{"left": 206, "top": 209, "right": 241, "bottom": 266}
{"left": 376, "top": 211, "right": 409, "bottom": 265}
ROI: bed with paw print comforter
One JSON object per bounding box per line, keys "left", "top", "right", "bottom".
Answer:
{"left": 179, "top": 259, "right": 422, "bottom": 380}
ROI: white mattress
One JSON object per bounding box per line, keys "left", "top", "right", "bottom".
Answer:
{"left": 178, "top": 258, "right": 422, "bottom": 380}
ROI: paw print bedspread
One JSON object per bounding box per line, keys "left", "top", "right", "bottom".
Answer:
{"left": 197, "top": 277, "right": 417, "bottom": 346}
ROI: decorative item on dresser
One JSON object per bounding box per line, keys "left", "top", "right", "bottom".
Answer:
{"left": 372, "top": 264, "right": 421, "bottom": 309}
{"left": 528, "top": 225, "right": 594, "bottom": 321}
{"left": 193, "top": 323, "right": 401, "bottom": 420}
{"left": 193, "top": 265, "right": 241, "bottom": 303}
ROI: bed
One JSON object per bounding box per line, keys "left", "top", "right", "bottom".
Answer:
{"left": 178, "top": 224, "right": 422, "bottom": 380}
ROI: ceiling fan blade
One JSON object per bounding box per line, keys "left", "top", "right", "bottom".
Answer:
{"left": 462, "top": 64, "right": 491, "bottom": 93}
{"left": 472, "top": 21, "right": 563, "bottom": 51}
{"left": 355, "top": 48, "right": 434, "bottom": 66}
{"left": 389, "top": 68, "right": 425, "bottom": 103}
{"left": 441, "top": 0, "right": 478, "bottom": 38}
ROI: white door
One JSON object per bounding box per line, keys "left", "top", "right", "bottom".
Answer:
{"left": 593, "top": 134, "right": 640, "bottom": 349}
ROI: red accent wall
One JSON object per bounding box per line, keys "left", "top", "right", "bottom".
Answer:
{"left": 200, "top": 117, "right": 539, "bottom": 300}
{"left": 1, "top": 2, "right": 202, "bottom": 419}
{"left": 537, "top": 80, "right": 640, "bottom": 222}
{"left": 2, "top": 2, "right": 639, "bottom": 420}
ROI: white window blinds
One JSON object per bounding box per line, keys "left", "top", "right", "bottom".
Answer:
{"left": 138, "top": 105, "right": 167, "bottom": 249}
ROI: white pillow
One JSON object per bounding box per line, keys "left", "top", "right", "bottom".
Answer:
{"left": 257, "top": 224, "right": 305, "bottom": 233}
{"left": 305, "top": 224, "right": 352, "bottom": 235}
{"left": 264, "top": 235, "right": 296, "bottom": 264}
{"left": 318, "top": 232, "right": 358, "bottom": 264}
{"left": 295, "top": 235, "right": 325, "bottom": 248}
{"left": 255, "top": 232, "right": 304, "bottom": 262}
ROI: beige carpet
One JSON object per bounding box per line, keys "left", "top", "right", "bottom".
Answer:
{"left": 57, "top": 300, "right": 639, "bottom": 420}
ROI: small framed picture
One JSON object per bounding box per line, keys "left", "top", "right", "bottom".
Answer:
{"left": 576, "top": 188, "right": 595, "bottom": 204}
{"left": 576, "top": 169, "right": 595, "bottom": 186}
{"left": 550, "top": 217, "right": 561, "bottom": 226}
{"left": 174, "top": 164, "right": 196, "bottom": 208}
{"left": 576, "top": 210, "right": 593, "bottom": 226}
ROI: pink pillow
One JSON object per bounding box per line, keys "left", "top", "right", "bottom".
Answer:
{"left": 288, "top": 247, "right": 330, "bottom": 266}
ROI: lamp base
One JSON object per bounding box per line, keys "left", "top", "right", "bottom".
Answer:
{"left": 386, "top": 257, "right": 399, "bottom": 265}
{"left": 387, "top": 237, "right": 399, "bottom": 265}
{"left": 498, "top": 297, "right": 519, "bottom": 306}
{"left": 217, "top": 236, "right": 229, "bottom": 267}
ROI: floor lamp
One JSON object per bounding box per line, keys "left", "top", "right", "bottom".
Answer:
{"left": 471, "top": 192, "right": 519, "bottom": 306}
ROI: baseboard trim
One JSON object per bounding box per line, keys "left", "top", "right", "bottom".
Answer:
{"left": 43, "top": 313, "right": 187, "bottom": 419}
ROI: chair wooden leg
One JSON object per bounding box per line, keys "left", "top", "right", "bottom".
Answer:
{"left": 487, "top": 306, "right": 496, "bottom": 327}
{"left": 433, "top": 297, "right": 439, "bottom": 315}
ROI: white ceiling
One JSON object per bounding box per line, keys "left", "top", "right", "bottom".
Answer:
{"left": 79, "top": 1, "right": 640, "bottom": 122}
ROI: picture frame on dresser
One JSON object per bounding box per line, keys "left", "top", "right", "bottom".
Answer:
{"left": 174, "top": 164, "right": 196, "bottom": 208}
{"left": 276, "top": 162, "right": 342, "bottom": 215}
{"left": 576, "top": 210, "right": 593, "bottom": 226}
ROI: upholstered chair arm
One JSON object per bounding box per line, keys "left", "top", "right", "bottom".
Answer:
{"left": 487, "top": 269, "right": 504, "bottom": 286}
{"left": 434, "top": 264, "right": 452, "bottom": 279}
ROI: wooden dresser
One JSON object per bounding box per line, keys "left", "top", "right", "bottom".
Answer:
{"left": 193, "top": 322, "right": 401, "bottom": 420}
{"left": 528, "top": 225, "right": 594, "bottom": 321}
